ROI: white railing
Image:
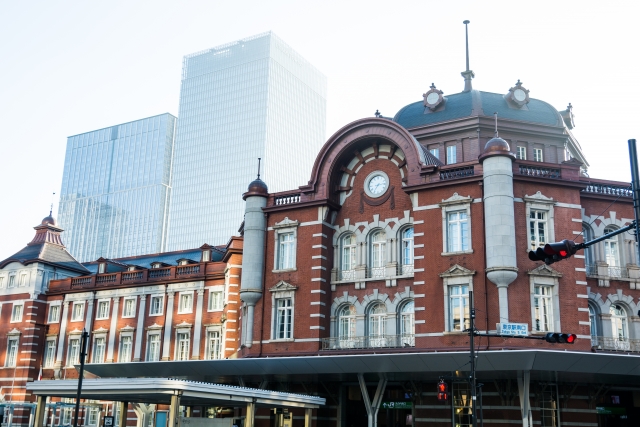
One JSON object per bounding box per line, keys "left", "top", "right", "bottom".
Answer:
{"left": 339, "top": 269, "right": 356, "bottom": 281}
{"left": 322, "top": 334, "right": 415, "bottom": 350}
{"left": 591, "top": 336, "right": 640, "bottom": 352}
{"left": 274, "top": 194, "right": 301, "bottom": 205}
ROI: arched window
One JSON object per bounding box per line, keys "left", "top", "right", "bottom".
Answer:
{"left": 583, "top": 224, "right": 594, "bottom": 271}
{"left": 399, "top": 300, "right": 415, "bottom": 346}
{"left": 338, "top": 304, "right": 357, "bottom": 347}
{"left": 368, "top": 303, "right": 387, "bottom": 347}
{"left": 610, "top": 304, "right": 628, "bottom": 349}
{"left": 369, "top": 231, "right": 386, "bottom": 278}
{"left": 401, "top": 227, "right": 414, "bottom": 274}
{"left": 588, "top": 303, "right": 600, "bottom": 347}
{"left": 340, "top": 234, "right": 357, "bottom": 280}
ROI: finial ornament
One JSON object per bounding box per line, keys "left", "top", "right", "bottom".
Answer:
{"left": 461, "top": 20, "right": 474, "bottom": 92}
{"left": 257, "top": 158, "right": 261, "bottom": 179}
{"left": 375, "top": 109, "right": 382, "bottom": 118}
{"left": 494, "top": 112, "right": 499, "bottom": 138}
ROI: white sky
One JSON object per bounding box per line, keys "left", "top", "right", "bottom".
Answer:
{"left": 1, "top": 0, "right": 639, "bottom": 259}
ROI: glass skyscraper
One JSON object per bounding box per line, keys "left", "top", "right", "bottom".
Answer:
{"left": 58, "top": 114, "right": 176, "bottom": 262}
{"left": 166, "top": 32, "right": 327, "bottom": 250}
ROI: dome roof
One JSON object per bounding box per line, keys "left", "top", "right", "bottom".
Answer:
{"left": 393, "top": 90, "right": 564, "bottom": 129}
{"left": 479, "top": 135, "right": 516, "bottom": 163}
{"left": 243, "top": 178, "right": 269, "bottom": 200}
{"left": 41, "top": 215, "right": 56, "bottom": 226}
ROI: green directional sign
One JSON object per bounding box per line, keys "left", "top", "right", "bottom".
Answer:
{"left": 596, "top": 407, "right": 626, "bottom": 415}
{"left": 380, "top": 401, "right": 412, "bottom": 410}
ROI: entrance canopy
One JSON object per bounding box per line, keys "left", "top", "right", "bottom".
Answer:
{"left": 27, "top": 378, "right": 325, "bottom": 409}
{"left": 78, "top": 349, "right": 640, "bottom": 386}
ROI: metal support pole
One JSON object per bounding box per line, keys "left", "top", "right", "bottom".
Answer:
{"left": 469, "top": 291, "right": 477, "bottom": 427}
{"left": 34, "top": 397, "right": 46, "bottom": 427}
{"left": 628, "top": 139, "right": 640, "bottom": 264}
{"left": 73, "top": 329, "right": 89, "bottom": 427}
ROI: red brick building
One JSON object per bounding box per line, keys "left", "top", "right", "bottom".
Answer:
{"left": 7, "top": 77, "right": 640, "bottom": 427}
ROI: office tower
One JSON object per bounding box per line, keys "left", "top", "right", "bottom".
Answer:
{"left": 166, "top": 32, "right": 327, "bottom": 250}
{"left": 58, "top": 114, "right": 176, "bottom": 262}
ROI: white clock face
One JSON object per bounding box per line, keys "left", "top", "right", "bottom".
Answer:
{"left": 368, "top": 175, "right": 387, "bottom": 195}
{"left": 513, "top": 88, "right": 526, "bottom": 102}
{"left": 426, "top": 92, "right": 440, "bottom": 105}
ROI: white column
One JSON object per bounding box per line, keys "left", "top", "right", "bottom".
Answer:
{"left": 162, "top": 292, "right": 175, "bottom": 361}
{"left": 245, "top": 402, "right": 255, "bottom": 427}
{"left": 517, "top": 371, "right": 532, "bottom": 427}
{"left": 134, "top": 295, "right": 146, "bottom": 362}
{"left": 106, "top": 297, "right": 119, "bottom": 362}
{"left": 304, "top": 408, "right": 312, "bottom": 427}
{"left": 55, "top": 301, "right": 70, "bottom": 368}
{"left": 358, "top": 374, "right": 387, "bottom": 427}
{"left": 191, "top": 290, "right": 205, "bottom": 360}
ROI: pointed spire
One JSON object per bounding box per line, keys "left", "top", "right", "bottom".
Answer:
{"left": 461, "top": 20, "right": 475, "bottom": 92}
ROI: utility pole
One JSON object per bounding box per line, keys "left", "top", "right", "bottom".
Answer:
{"left": 469, "top": 291, "right": 477, "bottom": 427}
{"left": 628, "top": 139, "right": 640, "bottom": 264}
{"left": 73, "top": 329, "right": 89, "bottom": 427}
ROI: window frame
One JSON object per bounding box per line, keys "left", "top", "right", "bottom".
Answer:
{"left": 205, "top": 327, "right": 223, "bottom": 360}
{"left": 340, "top": 233, "right": 357, "bottom": 280}
{"left": 440, "top": 194, "right": 473, "bottom": 256}
{"left": 446, "top": 144, "right": 457, "bottom": 165}
{"left": 533, "top": 285, "right": 554, "bottom": 332}
{"left": 338, "top": 304, "right": 357, "bottom": 341}
{"left": 8, "top": 275, "right": 16, "bottom": 288}
{"left": 122, "top": 297, "right": 137, "bottom": 318}
{"left": 448, "top": 284, "right": 470, "bottom": 332}
{"left": 95, "top": 299, "right": 110, "bottom": 320}
{"left": 440, "top": 265, "right": 475, "bottom": 333}
{"left": 11, "top": 303, "right": 24, "bottom": 323}
{"left": 177, "top": 291, "right": 194, "bottom": 314}
{"left": 400, "top": 226, "right": 414, "bottom": 274}
{"left": 272, "top": 219, "right": 299, "bottom": 272}
{"left": 44, "top": 339, "right": 56, "bottom": 368}
{"left": 118, "top": 334, "right": 133, "bottom": 363}
{"left": 399, "top": 300, "right": 415, "bottom": 346}
{"left": 71, "top": 301, "right": 85, "bottom": 322}
{"left": 533, "top": 147, "right": 543, "bottom": 162}
{"left": 269, "top": 281, "right": 297, "bottom": 342}
{"left": 146, "top": 332, "right": 162, "bottom": 362}
{"left": 528, "top": 268, "right": 561, "bottom": 334}
{"left": 175, "top": 330, "right": 191, "bottom": 361}
{"left": 67, "top": 336, "right": 81, "bottom": 366}
{"left": 516, "top": 146, "right": 527, "bottom": 160}
{"left": 208, "top": 288, "right": 224, "bottom": 312}
{"left": 429, "top": 147, "right": 439, "bottom": 160}
{"left": 18, "top": 273, "right": 28, "bottom": 287}
{"left": 6, "top": 336, "right": 19, "bottom": 367}
{"left": 48, "top": 303, "right": 61, "bottom": 323}
{"left": 524, "top": 192, "right": 556, "bottom": 252}
{"left": 367, "top": 302, "right": 387, "bottom": 347}
{"left": 149, "top": 295, "right": 164, "bottom": 316}
{"left": 91, "top": 335, "right": 107, "bottom": 364}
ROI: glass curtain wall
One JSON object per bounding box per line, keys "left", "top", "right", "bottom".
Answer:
{"left": 58, "top": 114, "right": 176, "bottom": 262}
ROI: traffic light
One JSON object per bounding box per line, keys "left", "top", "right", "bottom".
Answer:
{"left": 544, "top": 333, "right": 577, "bottom": 344}
{"left": 437, "top": 380, "right": 448, "bottom": 401}
{"left": 528, "top": 239, "right": 578, "bottom": 265}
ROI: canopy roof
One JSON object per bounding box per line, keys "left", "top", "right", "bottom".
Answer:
{"left": 27, "top": 378, "right": 325, "bottom": 408}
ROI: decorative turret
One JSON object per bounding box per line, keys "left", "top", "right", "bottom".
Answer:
{"left": 479, "top": 115, "right": 518, "bottom": 323}
{"left": 239, "top": 160, "right": 269, "bottom": 348}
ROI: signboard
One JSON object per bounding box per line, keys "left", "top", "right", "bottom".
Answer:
{"left": 104, "top": 416, "right": 114, "bottom": 427}
{"left": 381, "top": 401, "right": 412, "bottom": 410}
{"left": 497, "top": 323, "right": 528, "bottom": 336}
{"left": 596, "top": 407, "right": 626, "bottom": 415}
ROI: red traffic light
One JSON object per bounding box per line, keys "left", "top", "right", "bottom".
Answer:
{"left": 545, "top": 333, "right": 577, "bottom": 344}
{"left": 529, "top": 240, "right": 577, "bottom": 265}
{"left": 437, "top": 380, "right": 448, "bottom": 401}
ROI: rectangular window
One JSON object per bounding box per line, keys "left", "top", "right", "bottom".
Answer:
{"left": 534, "top": 148, "right": 543, "bottom": 162}
{"left": 447, "top": 211, "right": 469, "bottom": 252}
{"left": 122, "top": 298, "right": 136, "bottom": 318}
{"left": 44, "top": 340, "right": 56, "bottom": 368}
{"left": 118, "top": 336, "right": 132, "bottom": 362}
{"left": 534, "top": 285, "right": 553, "bottom": 332}
{"left": 11, "top": 304, "right": 23, "bottom": 322}
{"left": 8, "top": 276, "right": 15, "bottom": 288}
{"left": 48, "top": 305, "right": 61, "bottom": 323}
{"left": 449, "top": 285, "right": 469, "bottom": 332}
{"left": 149, "top": 296, "right": 164, "bottom": 315}
{"left": 429, "top": 148, "right": 439, "bottom": 159}
{"left": 62, "top": 398, "right": 73, "bottom": 425}
{"left": 147, "top": 334, "right": 161, "bottom": 361}
{"left": 18, "top": 274, "right": 27, "bottom": 287}
{"left": 517, "top": 146, "right": 527, "bottom": 160}
{"left": 96, "top": 300, "right": 110, "bottom": 320}
{"left": 446, "top": 145, "right": 457, "bottom": 165}
{"left": 92, "top": 337, "right": 106, "bottom": 363}
{"left": 176, "top": 333, "right": 190, "bottom": 361}
{"left": 88, "top": 408, "right": 99, "bottom": 426}
{"left": 276, "top": 298, "right": 293, "bottom": 340}
{"left": 529, "top": 210, "right": 547, "bottom": 250}
{"left": 278, "top": 232, "right": 295, "bottom": 269}
{"left": 0, "top": 277, "right": 4, "bottom": 288}
{"left": 178, "top": 293, "right": 193, "bottom": 314}
{"left": 6, "top": 338, "right": 18, "bottom": 367}
{"left": 208, "top": 291, "right": 223, "bottom": 311}
{"left": 67, "top": 338, "right": 80, "bottom": 365}
{"left": 206, "top": 330, "right": 222, "bottom": 360}
{"left": 71, "top": 302, "right": 84, "bottom": 322}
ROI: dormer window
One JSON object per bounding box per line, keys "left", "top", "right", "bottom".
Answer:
{"left": 151, "top": 263, "right": 161, "bottom": 269}
{"left": 98, "top": 263, "right": 106, "bottom": 274}
{"left": 179, "top": 260, "right": 189, "bottom": 266}
{"left": 202, "top": 250, "right": 210, "bottom": 262}
{"left": 127, "top": 266, "right": 136, "bottom": 272}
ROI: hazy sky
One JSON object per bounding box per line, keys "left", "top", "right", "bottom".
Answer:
{"left": 1, "top": 1, "right": 638, "bottom": 259}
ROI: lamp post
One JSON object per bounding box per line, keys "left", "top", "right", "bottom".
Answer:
{"left": 72, "top": 329, "right": 89, "bottom": 427}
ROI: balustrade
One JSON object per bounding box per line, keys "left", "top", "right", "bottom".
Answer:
{"left": 518, "top": 165, "right": 561, "bottom": 179}
{"left": 440, "top": 166, "right": 474, "bottom": 181}
{"left": 322, "top": 334, "right": 415, "bottom": 350}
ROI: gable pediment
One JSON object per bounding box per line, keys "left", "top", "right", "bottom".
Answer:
{"left": 269, "top": 280, "right": 298, "bottom": 292}
{"left": 439, "top": 264, "right": 476, "bottom": 278}
{"left": 439, "top": 192, "right": 473, "bottom": 207}
{"left": 528, "top": 264, "right": 562, "bottom": 278}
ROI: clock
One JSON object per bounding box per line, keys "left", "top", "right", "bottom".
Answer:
{"left": 507, "top": 80, "right": 530, "bottom": 107}
{"left": 364, "top": 171, "right": 390, "bottom": 198}
{"left": 423, "top": 83, "right": 444, "bottom": 110}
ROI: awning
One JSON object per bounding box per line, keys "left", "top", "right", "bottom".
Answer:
{"left": 79, "top": 349, "right": 640, "bottom": 385}
{"left": 27, "top": 378, "right": 325, "bottom": 408}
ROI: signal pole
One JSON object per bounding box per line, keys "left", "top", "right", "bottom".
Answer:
{"left": 628, "top": 139, "right": 640, "bottom": 264}
{"left": 469, "top": 291, "right": 477, "bottom": 427}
